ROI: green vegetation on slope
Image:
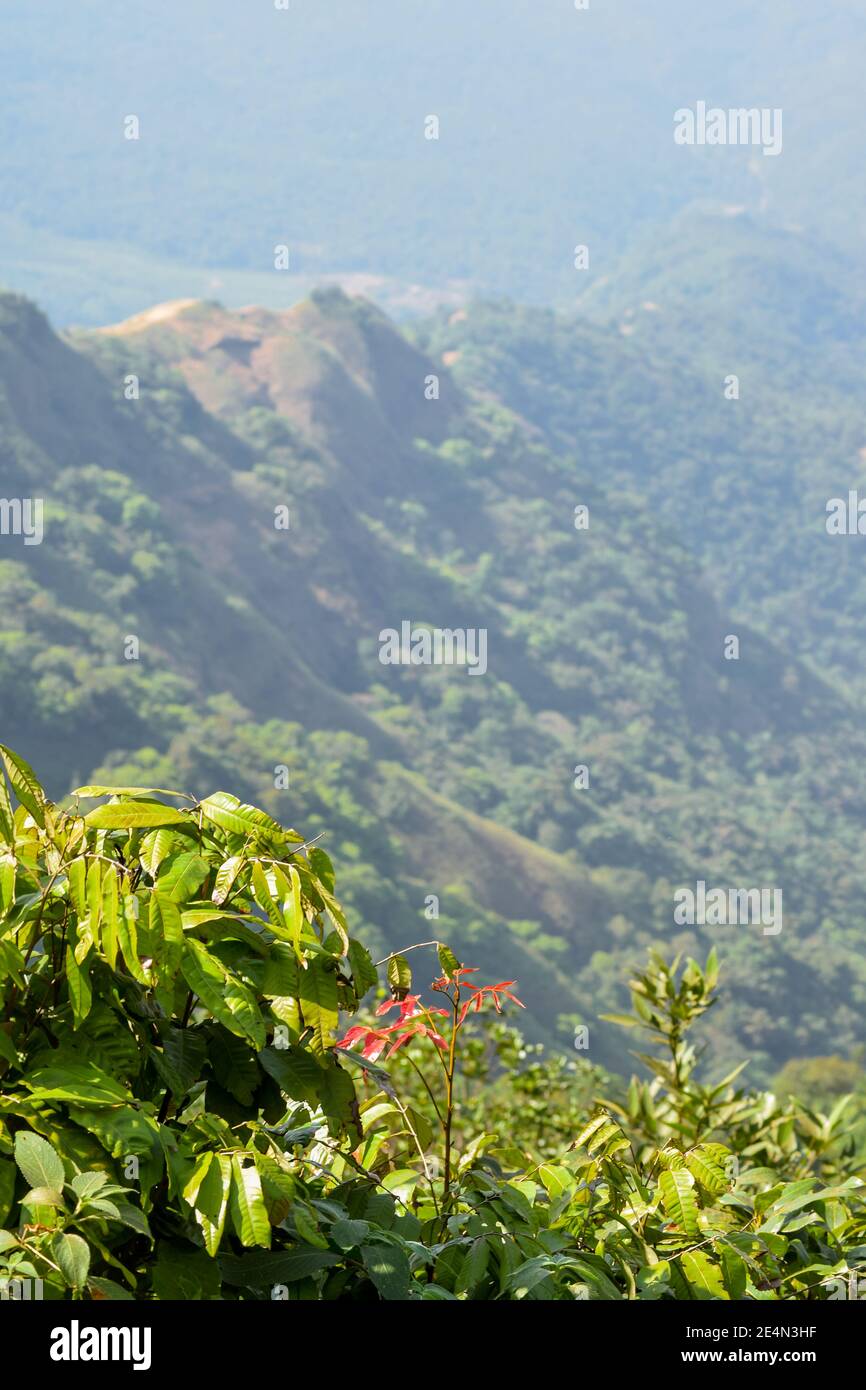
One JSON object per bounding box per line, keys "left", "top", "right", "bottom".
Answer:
{"left": 1, "top": 269, "right": 866, "bottom": 1078}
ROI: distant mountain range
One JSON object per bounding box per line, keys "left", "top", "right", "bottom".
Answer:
{"left": 1, "top": 0, "right": 864, "bottom": 325}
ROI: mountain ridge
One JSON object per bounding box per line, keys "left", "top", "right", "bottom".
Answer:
{"left": 2, "top": 276, "right": 866, "bottom": 1076}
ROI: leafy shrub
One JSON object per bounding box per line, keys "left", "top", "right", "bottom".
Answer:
{"left": 1, "top": 745, "right": 864, "bottom": 1300}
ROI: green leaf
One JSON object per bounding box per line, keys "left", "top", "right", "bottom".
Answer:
{"left": 21, "top": 1185, "right": 65, "bottom": 1209}
{"left": 572, "top": 1112, "right": 628, "bottom": 1158}
{"left": 219, "top": 1248, "right": 340, "bottom": 1288}
{"left": 455, "top": 1236, "right": 490, "bottom": 1296}
{"left": 54, "top": 1232, "right": 90, "bottom": 1289}
{"left": 262, "top": 942, "right": 302, "bottom": 997}
{"left": 0, "top": 745, "right": 47, "bottom": 827}
{"left": 212, "top": 855, "right": 245, "bottom": 906}
{"left": 84, "top": 801, "right": 189, "bottom": 829}
{"left": 760, "top": 1181, "right": 864, "bottom": 1231}
{"left": 180, "top": 908, "right": 268, "bottom": 956}
{"left": 259, "top": 1044, "right": 322, "bottom": 1106}
{"left": 254, "top": 1153, "right": 297, "bottom": 1208}
{"left": 287, "top": 864, "right": 306, "bottom": 954}
{"left": 151, "top": 1026, "right": 207, "bottom": 1097}
{"left": 330, "top": 1218, "right": 370, "bottom": 1251}
{"left": 71, "top": 1171, "right": 109, "bottom": 1201}
{"left": 181, "top": 938, "right": 266, "bottom": 1048}
{"left": 293, "top": 1204, "right": 327, "bottom": 1249}
{"left": 347, "top": 940, "right": 378, "bottom": 998}
{"left": 318, "top": 884, "right": 349, "bottom": 956}
{"left": 495, "top": 1182, "right": 535, "bottom": 1225}
{"left": 537, "top": 1164, "right": 574, "bottom": 1200}
{"left": 678, "top": 1249, "right": 727, "bottom": 1300}
{"left": 262, "top": 861, "right": 305, "bottom": 952}
{"left": 0, "top": 1159, "right": 16, "bottom": 1224}
{"left": 0, "top": 1027, "right": 16, "bottom": 1068}
{"left": 24, "top": 1060, "right": 131, "bottom": 1108}
{"left": 204, "top": 1025, "right": 260, "bottom": 1105}
{"left": 200, "top": 793, "right": 283, "bottom": 839}
{"left": 0, "top": 767, "right": 14, "bottom": 845}
{"left": 67, "top": 1106, "right": 161, "bottom": 1176}
{"left": 229, "top": 1156, "right": 271, "bottom": 1248}
{"left": 252, "top": 861, "right": 289, "bottom": 936}
{"left": 297, "top": 954, "right": 340, "bottom": 1055}
{"left": 149, "top": 892, "right": 183, "bottom": 945}
{"left": 653, "top": 1147, "right": 686, "bottom": 1171}
{"left": 74, "top": 785, "right": 190, "bottom": 800}
{"left": 178, "top": 1152, "right": 210, "bottom": 1217}
{"left": 685, "top": 1144, "right": 730, "bottom": 1197}
{"left": 339, "top": 1047, "right": 397, "bottom": 1100}
{"left": 0, "top": 939, "right": 24, "bottom": 988}
{"left": 573, "top": 1113, "right": 611, "bottom": 1152}
{"left": 659, "top": 1169, "right": 700, "bottom": 1238}
{"left": 506, "top": 1255, "right": 555, "bottom": 1298}
{"left": 720, "top": 1246, "right": 748, "bottom": 1299}
{"left": 157, "top": 852, "right": 209, "bottom": 904}
{"left": 361, "top": 1242, "right": 411, "bottom": 1300}
{"left": 436, "top": 942, "right": 461, "bottom": 980}
{"left": 307, "top": 846, "right": 335, "bottom": 892}
{"left": 101, "top": 866, "right": 119, "bottom": 969}
{"left": 193, "top": 1153, "right": 232, "bottom": 1257}
{"left": 117, "top": 893, "right": 148, "bottom": 985}
{"left": 67, "top": 857, "right": 87, "bottom": 916}
{"left": 386, "top": 954, "right": 412, "bottom": 997}
{"left": 0, "top": 853, "right": 16, "bottom": 913}
{"left": 65, "top": 939, "right": 93, "bottom": 1028}
{"left": 139, "top": 828, "right": 182, "bottom": 875}
{"left": 86, "top": 860, "right": 102, "bottom": 933}
{"left": 636, "top": 1262, "right": 672, "bottom": 1299}
{"left": 14, "top": 1131, "right": 65, "bottom": 1191}
{"left": 318, "top": 1063, "right": 361, "bottom": 1141}
{"left": 152, "top": 1242, "right": 222, "bottom": 1300}
{"left": 87, "top": 1277, "right": 134, "bottom": 1300}
{"left": 781, "top": 1180, "right": 861, "bottom": 1212}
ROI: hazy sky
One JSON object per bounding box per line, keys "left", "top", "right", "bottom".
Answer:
{"left": 1, "top": 1, "right": 863, "bottom": 322}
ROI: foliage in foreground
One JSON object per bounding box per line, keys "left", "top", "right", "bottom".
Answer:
{"left": 0, "top": 745, "right": 864, "bottom": 1301}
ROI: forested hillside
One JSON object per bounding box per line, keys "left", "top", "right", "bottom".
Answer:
{"left": 2, "top": 249, "right": 866, "bottom": 1080}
